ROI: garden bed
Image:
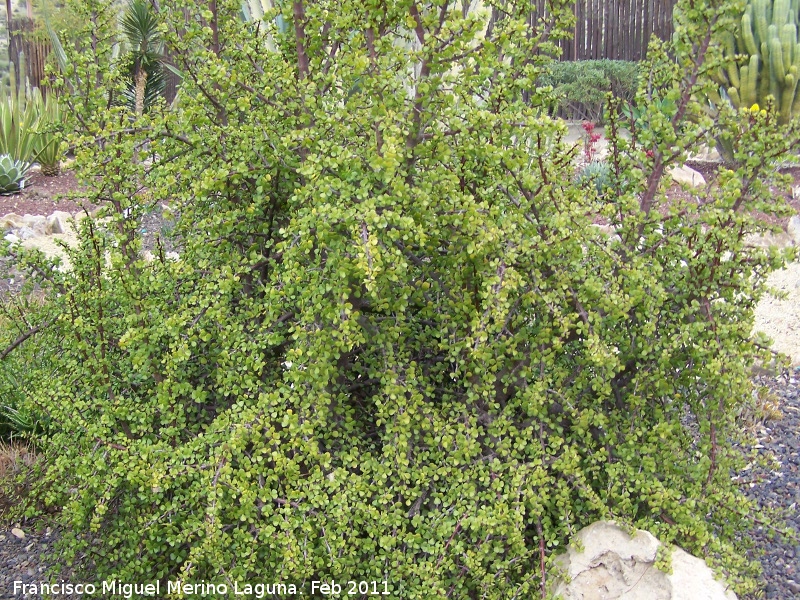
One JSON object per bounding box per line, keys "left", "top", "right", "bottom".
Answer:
{"left": 0, "top": 170, "right": 91, "bottom": 218}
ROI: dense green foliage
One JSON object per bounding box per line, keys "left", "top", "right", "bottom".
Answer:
{"left": 0, "top": 303, "right": 42, "bottom": 437}
{"left": 538, "top": 59, "right": 639, "bottom": 122}
{"left": 709, "top": 0, "right": 800, "bottom": 123}
{"left": 2, "top": 0, "right": 800, "bottom": 597}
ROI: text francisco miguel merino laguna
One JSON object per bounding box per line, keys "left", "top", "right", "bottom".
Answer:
{"left": 13, "top": 579, "right": 392, "bottom": 597}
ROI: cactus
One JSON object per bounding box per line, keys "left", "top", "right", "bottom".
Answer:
{"left": 714, "top": 0, "right": 800, "bottom": 123}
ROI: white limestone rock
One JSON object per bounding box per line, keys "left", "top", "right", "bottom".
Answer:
{"left": 744, "top": 231, "right": 795, "bottom": 249}
{"left": 550, "top": 521, "right": 737, "bottom": 600}
{"left": 22, "top": 214, "right": 48, "bottom": 236}
{"left": 668, "top": 165, "right": 706, "bottom": 188}
{"left": 46, "top": 211, "right": 73, "bottom": 235}
{"left": 787, "top": 215, "right": 800, "bottom": 246}
{"left": 1, "top": 213, "right": 24, "bottom": 231}
{"left": 689, "top": 145, "right": 721, "bottom": 162}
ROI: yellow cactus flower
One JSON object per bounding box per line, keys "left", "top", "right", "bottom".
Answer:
{"left": 750, "top": 103, "right": 760, "bottom": 112}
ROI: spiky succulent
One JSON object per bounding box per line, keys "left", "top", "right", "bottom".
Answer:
{"left": 0, "top": 154, "right": 30, "bottom": 194}
{"left": 33, "top": 97, "right": 64, "bottom": 177}
{"left": 575, "top": 160, "right": 612, "bottom": 194}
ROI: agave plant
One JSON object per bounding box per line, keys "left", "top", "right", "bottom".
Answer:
{"left": 575, "top": 160, "right": 613, "bottom": 194}
{"left": 33, "top": 97, "right": 65, "bottom": 176}
{"left": 0, "top": 404, "right": 35, "bottom": 434}
{"left": 0, "top": 64, "right": 44, "bottom": 165}
{"left": 0, "top": 154, "right": 30, "bottom": 194}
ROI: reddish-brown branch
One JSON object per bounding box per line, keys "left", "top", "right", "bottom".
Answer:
{"left": 209, "top": 0, "right": 221, "bottom": 57}
{"left": 292, "top": 0, "right": 309, "bottom": 80}
{"left": 637, "top": 21, "right": 715, "bottom": 236}
{"left": 435, "top": 516, "right": 463, "bottom": 568}
{"left": 536, "top": 517, "right": 546, "bottom": 598}
{"left": 409, "top": 2, "right": 426, "bottom": 46}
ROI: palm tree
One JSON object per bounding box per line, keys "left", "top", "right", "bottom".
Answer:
{"left": 120, "top": 0, "right": 163, "bottom": 115}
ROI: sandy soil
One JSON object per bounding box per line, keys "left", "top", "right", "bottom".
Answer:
{"left": 754, "top": 261, "right": 800, "bottom": 366}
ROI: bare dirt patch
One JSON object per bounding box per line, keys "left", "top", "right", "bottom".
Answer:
{"left": 0, "top": 170, "right": 96, "bottom": 217}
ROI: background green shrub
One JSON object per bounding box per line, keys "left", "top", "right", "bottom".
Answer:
{"left": 539, "top": 59, "right": 640, "bottom": 123}
{"left": 1, "top": 0, "right": 797, "bottom": 597}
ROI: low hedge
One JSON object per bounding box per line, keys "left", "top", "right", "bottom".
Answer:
{"left": 539, "top": 59, "right": 640, "bottom": 122}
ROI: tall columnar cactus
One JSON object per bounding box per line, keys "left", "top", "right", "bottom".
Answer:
{"left": 712, "top": 0, "right": 800, "bottom": 123}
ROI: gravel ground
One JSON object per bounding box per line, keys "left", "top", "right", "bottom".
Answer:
{"left": 754, "top": 262, "right": 800, "bottom": 365}
{"left": 0, "top": 171, "right": 91, "bottom": 218}
{"left": 0, "top": 527, "right": 79, "bottom": 600}
{"left": 1, "top": 207, "right": 178, "bottom": 298}
{"left": 743, "top": 373, "right": 800, "bottom": 600}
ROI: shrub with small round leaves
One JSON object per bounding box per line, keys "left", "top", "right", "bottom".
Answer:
{"left": 2, "top": 0, "right": 799, "bottom": 598}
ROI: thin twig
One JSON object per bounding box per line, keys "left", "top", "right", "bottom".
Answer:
{"left": 0, "top": 319, "right": 52, "bottom": 360}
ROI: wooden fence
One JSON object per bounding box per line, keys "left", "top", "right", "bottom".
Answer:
{"left": 534, "top": 0, "right": 679, "bottom": 61}
{"left": 7, "top": 17, "right": 51, "bottom": 95}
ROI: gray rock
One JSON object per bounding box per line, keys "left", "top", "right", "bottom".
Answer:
{"left": 10, "top": 528, "right": 24, "bottom": 540}
{"left": 15, "top": 226, "right": 37, "bottom": 240}
{"left": 22, "top": 214, "right": 47, "bottom": 236}
{"left": 550, "top": 521, "right": 737, "bottom": 600}
{"left": 3, "top": 233, "right": 19, "bottom": 244}
{"left": 45, "top": 211, "right": 72, "bottom": 235}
